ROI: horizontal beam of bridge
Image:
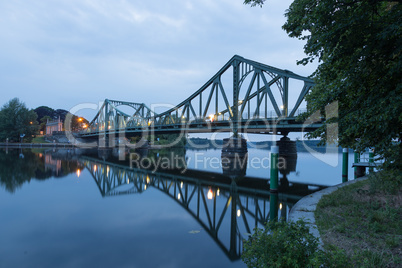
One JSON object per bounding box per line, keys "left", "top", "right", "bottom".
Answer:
{"left": 79, "top": 118, "right": 322, "bottom": 138}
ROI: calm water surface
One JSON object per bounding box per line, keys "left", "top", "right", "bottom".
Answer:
{"left": 0, "top": 147, "right": 356, "bottom": 268}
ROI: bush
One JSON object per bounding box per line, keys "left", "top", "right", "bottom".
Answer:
{"left": 369, "top": 169, "right": 402, "bottom": 194}
{"left": 242, "top": 219, "right": 350, "bottom": 268}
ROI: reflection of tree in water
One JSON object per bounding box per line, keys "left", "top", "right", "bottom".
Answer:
{"left": 0, "top": 149, "right": 81, "bottom": 193}
{"left": 0, "top": 149, "right": 39, "bottom": 193}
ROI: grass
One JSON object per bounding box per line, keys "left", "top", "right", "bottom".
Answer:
{"left": 31, "top": 136, "right": 49, "bottom": 143}
{"left": 315, "top": 170, "right": 402, "bottom": 267}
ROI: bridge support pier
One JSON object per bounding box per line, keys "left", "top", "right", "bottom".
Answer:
{"left": 221, "top": 153, "right": 248, "bottom": 178}
{"left": 276, "top": 135, "right": 297, "bottom": 155}
{"left": 221, "top": 136, "right": 248, "bottom": 158}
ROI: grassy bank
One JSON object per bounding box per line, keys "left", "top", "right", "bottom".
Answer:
{"left": 31, "top": 136, "right": 49, "bottom": 143}
{"left": 315, "top": 171, "right": 402, "bottom": 267}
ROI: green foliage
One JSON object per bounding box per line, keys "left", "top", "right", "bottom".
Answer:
{"left": 243, "top": 0, "right": 266, "bottom": 8}
{"left": 281, "top": 1, "right": 402, "bottom": 170}
{"left": 0, "top": 98, "right": 39, "bottom": 142}
{"left": 39, "top": 115, "right": 52, "bottom": 132}
{"left": 368, "top": 169, "right": 402, "bottom": 194}
{"left": 34, "top": 106, "right": 69, "bottom": 122}
{"left": 245, "top": 0, "right": 402, "bottom": 171}
{"left": 242, "top": 219, "right": 348, "bottom": 267}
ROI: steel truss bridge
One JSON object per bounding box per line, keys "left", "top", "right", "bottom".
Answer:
{"left": 79, "top": 155, "right": 325, "bottom": 260}
{"left": 79, "top": 55, "right": 319, "bottom": 140}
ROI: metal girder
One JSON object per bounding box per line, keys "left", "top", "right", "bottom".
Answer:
{"left": 81, "top": 55, "right": 316, "bottom": 137}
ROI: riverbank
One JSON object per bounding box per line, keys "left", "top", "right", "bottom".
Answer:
{"left": 316, "top": 171, "right": 401, "bottom": 267}
{"left": 0, "top": 142, "right": 75, "bottom": 148}
{"left": 0, "top": 142, "right": 177, "bottom": 150}
{"left": 291, "top": 171, "right": 401, "bottom": 267}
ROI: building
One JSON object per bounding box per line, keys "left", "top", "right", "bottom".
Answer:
{"left": 46, "top": 117, "right": 63, "bottom": 135}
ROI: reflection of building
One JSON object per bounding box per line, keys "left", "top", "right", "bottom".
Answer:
{"left": 45, "top": 154, "right": 61, "bottom": 175}
{"left": 46, "top": 117, "right": 62, "bottom": 135}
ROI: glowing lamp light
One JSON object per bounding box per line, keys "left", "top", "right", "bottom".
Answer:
{"left": 76, "top": 169, "right": 81, "bottom": 177}
{"left": 209, "top": 114, "right": 214, "bottom": 122}
{"left": 207, "top": 189, "right": 213, "bottom": 200}
{"left": 177, "top": 193, "right": 181, "bottom": 200}
{"left": 237, "top": 209, "right": 241, "bottom": 217}
{"left": 93, "top": 165, "right": 97, "bottom": 172}
{"left": 217, "top": 189, "right": 220, "bottom": 196}
{"left": 279, "top": 203, "right": 283, "bottom": 210}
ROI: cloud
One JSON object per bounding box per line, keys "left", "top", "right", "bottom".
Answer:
{"left": 0, "top": 0, "right": 317, "bottom": 120}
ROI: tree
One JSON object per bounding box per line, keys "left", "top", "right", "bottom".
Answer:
{"left": 39, "top": 115, "right": 53, "bottom": 133}
{"left": 245, "top": 0, "right": 401, "bottom": 170}
{"left": 0, "top": 98, "right": 39, "bottom": 142}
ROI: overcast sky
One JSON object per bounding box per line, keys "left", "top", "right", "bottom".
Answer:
{"left": 0, "top": 0, "right": 317, "bottom": 121}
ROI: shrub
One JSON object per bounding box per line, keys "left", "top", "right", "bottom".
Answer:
{"left": 242, "top": 219, "right": 350, "bottom": 268}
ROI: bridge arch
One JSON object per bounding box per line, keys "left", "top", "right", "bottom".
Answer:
{"left": 79, "top": 55, "right": 317, "bottom": 139}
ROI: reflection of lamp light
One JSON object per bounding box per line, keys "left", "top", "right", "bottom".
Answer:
{"left": 237, "top": 209, "right": 241, "bottom": 217}
{"left": 144, "top": 185, "right": 147, "bottom": 190}
{"left": 207, "top": 189, "right": 213, "bottom": 199}
{"left": 76, "top": 169, "right": 81, "bottom": 177}
{"left": 127, "top": 179, "right": 129, "bottom": 184}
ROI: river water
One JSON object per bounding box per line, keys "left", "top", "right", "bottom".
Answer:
{"left": 0, "top": 146, "right": 358, "bottom": 268}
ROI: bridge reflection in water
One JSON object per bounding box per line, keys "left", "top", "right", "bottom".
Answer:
{"left": 76, "top": 149, "right": 325, "bottom": 261}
